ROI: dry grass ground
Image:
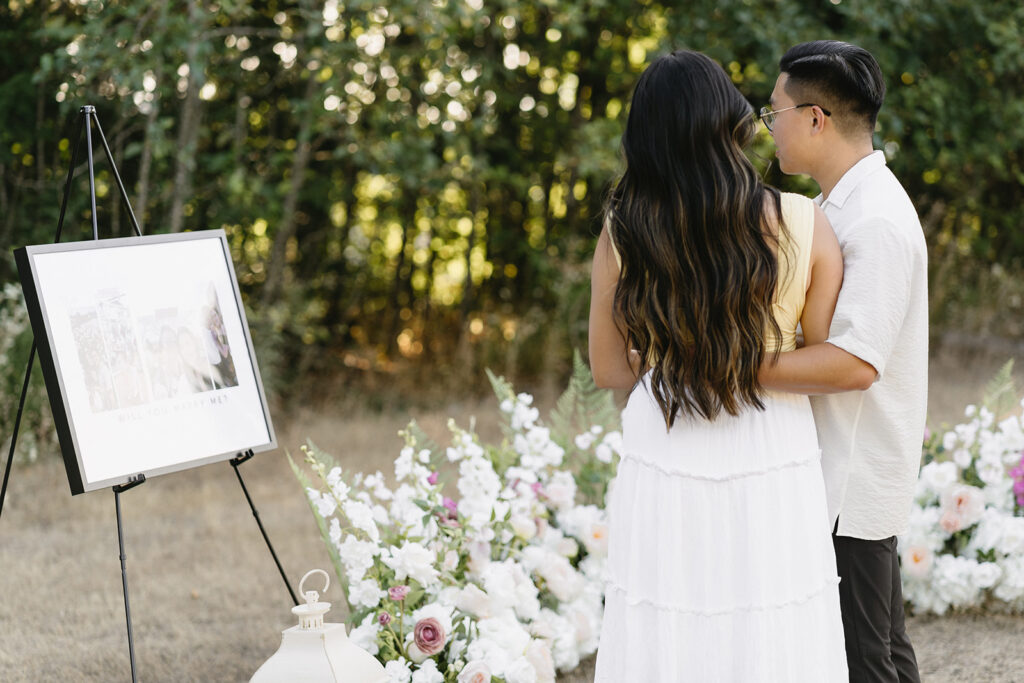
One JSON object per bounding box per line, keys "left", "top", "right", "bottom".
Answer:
{"left": 1, "top": 346, "right": 1023, "bottom": 682}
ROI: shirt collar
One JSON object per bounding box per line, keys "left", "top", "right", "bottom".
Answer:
{"left": 815, "top": 150, "right": 887, "bottom": 209}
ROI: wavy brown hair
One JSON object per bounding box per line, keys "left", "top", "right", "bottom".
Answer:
{"left": 607, "top": 50, "right": 788, "bottom": 428}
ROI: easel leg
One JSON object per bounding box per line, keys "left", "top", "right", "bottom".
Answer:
{"left": 0, "top": 344, "right": 37, "bottom": 521}
{"left": 113, "top": 476, "right": 144, "bottom": 683}
{"left": 231, "top": 451, "right": 299, "bottom": 605}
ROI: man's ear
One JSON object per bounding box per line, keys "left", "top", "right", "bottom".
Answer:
{"left": 809, "top": 105, "right": 828, "bottom": 135}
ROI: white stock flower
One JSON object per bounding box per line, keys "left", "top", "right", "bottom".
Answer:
{"left": 457, "top": 456, "right": 502, "bottom": 530}
{"left": 973, "top": 562, "right": 1003, "bottom": 589}
{"left": 350, "top": 613, "right": 382, "bottom": 655}
{"left": 574, "top": 432, "right": 595, "bottom": 450}
{"left": 952, "top": 448, "right": 973, "bottom": 469}
{"left": 383, "top": 542, "right": 441, "bottom": 587}
{"left": 349, "top": 577, "right": 386, "bottom": 609}
{"left": 525, "top": 639, "right": 556, "bottom": 683}
{"left": 997, "top": 517, "right": 1024, "bottom": 556}
{"left": 411, "top": 659, "right": 444, "bottom": 683}
{"left": 465, "top": 636, "right": 512, "bottom": 677}
{"left": 329, "top": 517, "right": 343, "bottom": 545}
{"left": 977, "top": 458, "right": 1007, "bottom": 488}
{"left": 510, "top": 514, "right": 537, "bottom": 541}
{"left": 344, "top": 499, "right": 381, "bottom": 542}
{"left": 338, "top": 534, "right": 380, "bottom": 582}
{"left": 931, "top": 555, "right": 983, "bottom": 609}
{"left": 396, "top": 447, "right": 416, "bottom": 480}
{"left": 918, "top": 461, "right": 958, "bottom": 498}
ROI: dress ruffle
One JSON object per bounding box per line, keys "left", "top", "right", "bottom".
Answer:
{"left": 594, "top": 382, "right": 847, "bottom": 682}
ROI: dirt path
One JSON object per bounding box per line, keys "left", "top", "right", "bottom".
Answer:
{"left": 1, "top": 349, "right": 1022, "bottom": 681}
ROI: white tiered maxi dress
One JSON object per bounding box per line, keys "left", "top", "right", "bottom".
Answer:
{"left": 593, "top": 377, "right": 848, "bottom": 682}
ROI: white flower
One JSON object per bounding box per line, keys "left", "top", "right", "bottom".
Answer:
{"left": 977, "top": 458, "right": 1007, "bottom": 488}
{"left": 942, "top": 431, "right": 958, "bottom": 450}
{"left": 456, "top": 660, "right": 492, "bottom": 683}
{"left": 310, "top": 490, "right": 337, "bottom": 517}
{"left": 328, "top": 517, "right": 342, "bottom": 545}
{"left": 396, "top": 447, "right": 415, "bottom": 480}
{"left": 383, "top": 542, "right": 441, "bottom": 588}
{"left": 918, "top": 461, "right": 957, "bottom": 498}
{"left": 344, "top": 499, "right": 381, "bottom": 542}
{"left": 349, "top": 578, "right": 385, "bottom": 609}
{"left": 465, "top": 636, "right": 512, "bottom": 677}
{"left": 994, "top": 556, "right": 1024, "bottom": 603}
{"left": 384, "top": 657, "right": 413, "bottom": 683}
{"left": 337, "top": 535, "right": 380, "bottom": 583}
{"left": 939, "top": 483, "right": 985, "bottom": 529}
{"left": 952, "top": 448, "right": 973, "bottom": 469}
{"left": 525, "top": 639, "right": 556, "bottom": 683}
{"left": 534, "top": 552, "right": 584, "bottom": 603}
{"left": 544, "top": 471, "right": 576, "bottom": 511}
{"left": 574, "top": 433, "right": 595, "bottom": 450}
{"left": 973, "top": 562, "right": 1003, "bottom": 589}
{"left": 443, "top": 549, "right": 459, "bottom": 572}
{"left": 476, "top": 613, "right": 532, "bottom": 661}
{"left": 900, "top": 543, "right": 934, "bottom": 579}
{"left": 510, "top": 514, "right": 537, "bottom": 541}
{"left": 350, "top": 613, "right": 382, "bottom": 656}
{"left": 504, "top": 656, "right": 538, "bottom": 683}
{"left": 406, "top": 641, "right": 429, "bottom": 665}
{"left": 931, "top": 555, "right": 983, "bottom": 609}
{"left": 411, "top": 658, "right": 444, "bottom": 683}
{"left": 456, "top": 583, "right": 493, "bottom": 619}
{"left": 997, "top": 517, "right": 1024, "bottom": 556}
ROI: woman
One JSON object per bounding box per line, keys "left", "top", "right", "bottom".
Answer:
{"left": 590, "top": 51, "right": 847, "bottom": 681}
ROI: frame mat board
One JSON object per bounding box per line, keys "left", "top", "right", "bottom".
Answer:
{"left": 14, "top": 229, "right": 276, "bottom": 494}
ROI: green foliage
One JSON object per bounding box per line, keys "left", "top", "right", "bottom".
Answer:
{"left": 983, "top": 359, "right": 1018, "bottom": 417}
{"left": 1, "top": 0, "right": 1020, "bottom": 408}
{"left": 548, "top": 350, "right": 620, "bottom": 448}
{"left": 288, "top": 442, "right": 348, "bottom": 595}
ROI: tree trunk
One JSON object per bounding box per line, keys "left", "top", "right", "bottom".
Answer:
{"left": 168, "top": 1, "right": 204, "bottom": 233}
{"left": 262, "top": 75, "right": 318, "bottom": 305}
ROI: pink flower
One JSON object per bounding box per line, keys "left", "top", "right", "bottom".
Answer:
{"left": 378, "top": 612, "right": 392, "bottom": 626}
{"left": 389, "top": 585, "right": 410, "bottom": 601}
{"left": 413, "top": 617, "right": 446, "bottom": 656}
{"left": 443, "top": 497, "right": 458, "bottom": 515}
{"left": 940, "top": 510, "right": 963, "bottom": 534}
{"left": 427, "top": 471, "right": 439, "bottom": 485}
{"left": 531, "top": 482, "right": 545, "bottom": 497}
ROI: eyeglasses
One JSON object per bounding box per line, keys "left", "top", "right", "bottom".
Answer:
{"left": 758, "top": 103, "right": 832, "bottom": 132}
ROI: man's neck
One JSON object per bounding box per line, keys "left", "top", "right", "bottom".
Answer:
{"left": 812, "top": 140, "right": 876, "bottom": 201}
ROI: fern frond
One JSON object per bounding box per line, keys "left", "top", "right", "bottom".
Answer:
{"left": 287, "top": 449, "right": 348, "bottom": 602}
{"left": 549, "top": 349, "right": 620, "bottom": 445}
{"left": 983, "top": 359, "right": 1018, "bottom": 417}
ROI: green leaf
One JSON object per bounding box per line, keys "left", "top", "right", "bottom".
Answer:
{"left": 982, "top": 358, "right": 1018, "bottom": 417}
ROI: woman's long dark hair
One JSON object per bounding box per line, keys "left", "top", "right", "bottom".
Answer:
{"left": 607, "top": 50, "right": 788, "bottom": 428}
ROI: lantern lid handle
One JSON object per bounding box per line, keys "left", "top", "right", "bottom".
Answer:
{"left": 299, "top": 568, "right": 330, "bottom": 605}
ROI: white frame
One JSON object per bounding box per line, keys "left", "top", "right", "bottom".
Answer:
{"left": 15, "top": 229, "right": 276, "bottom": 494}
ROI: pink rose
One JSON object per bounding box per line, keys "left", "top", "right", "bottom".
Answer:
{"left": 389, "top": 585, "right": 410, "bottom": 601}
{"left": 378, "top": 612, "right": 392, "bottom": 626}
{"left": 413, "top": 616, "right": 446, "bottom": 656}
{"left": 940, "top": 510, "right": 962, "bottom": 534}
{"left": 456, "top": 660, "right": 491, "bottom": 683}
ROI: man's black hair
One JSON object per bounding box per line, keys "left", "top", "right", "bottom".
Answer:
{"left": 780, "top": 40, "right": 885, "bottom": 134}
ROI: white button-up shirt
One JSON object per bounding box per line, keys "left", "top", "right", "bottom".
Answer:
{"left": 810, "top": 151, "right": 929, "bottom": 540}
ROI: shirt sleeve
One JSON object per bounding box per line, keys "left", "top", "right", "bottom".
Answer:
{"left": 826, "top": 216, "right": 914, "bottom": 381}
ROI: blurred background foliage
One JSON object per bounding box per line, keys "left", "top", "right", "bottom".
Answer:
{"left": 1, "top": 0, "right": 1022, "bottom": 427}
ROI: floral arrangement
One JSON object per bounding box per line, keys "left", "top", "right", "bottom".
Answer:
{"left": 0, "top": 282, "right": 52, "bottom": 464}
{"left": 900, "top": 360, "right": 1024, "bottom": 615}
{"left": 292, "top": 353, "right": 622, "bottom": 682}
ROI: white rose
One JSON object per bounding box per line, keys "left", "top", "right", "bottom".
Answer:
{"left": 525, "top": 639, "right": 556, "bottom": 683}
{"left": 899, "top": 544, "right": 933, "bottom": 579}
{"left": 940, "top": 483, "right": 985, "bottom": 528}
{"left": 465, "top": 636, "right": 512, "bottom": 678}
{"left": 456, "top": 583, "right": 492, "bottom": 619}
{"left": 456, "top": 660, "right": 492, "bottom": 683}
{"left": 405, "top": 641, "right": 429, "bottom": 665}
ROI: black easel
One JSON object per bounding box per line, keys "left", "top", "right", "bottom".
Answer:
{"left": 0, "top": 106, "right": 297, "bottom": 680}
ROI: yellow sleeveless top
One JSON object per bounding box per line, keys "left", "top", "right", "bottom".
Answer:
{"left": 608, "top": 192, "right": 815, "bottom": 355}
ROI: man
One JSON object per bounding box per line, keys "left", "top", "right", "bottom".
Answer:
{"left": 759, "top": 41, "right": 928, "bottom": 682}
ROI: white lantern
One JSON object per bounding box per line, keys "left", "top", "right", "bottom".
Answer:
{"left": 251, "top": 569, "right": 387, "bottom": 682}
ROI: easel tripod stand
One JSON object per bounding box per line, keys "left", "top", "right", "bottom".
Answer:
{"left": 0, "top": 105, "right": 298, "bottom": 682}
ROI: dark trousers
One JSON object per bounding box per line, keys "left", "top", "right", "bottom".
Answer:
{"left": 833, "top": 531, "right": 921, "bottom": 683}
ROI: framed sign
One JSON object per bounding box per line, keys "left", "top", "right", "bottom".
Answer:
{"left": 14, "top": 229, "right": 276, "bottom": 494}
